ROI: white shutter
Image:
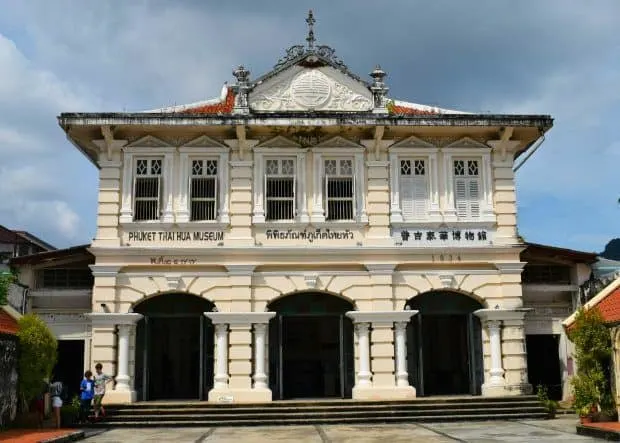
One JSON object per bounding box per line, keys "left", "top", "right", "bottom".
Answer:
{"left": 213, "top": 176, "right": 219, "bottom": 219}
{"left": 351, "top": 171, "right": 356, "bottom": 219}
{"left": 455, "top": 178, "right": 468, "bottom": 218}
{"left": 400, "top": 175, "right": 415, "bottom": 219}
{"left": 468, "top": 178, "right": 480, "bottom": 218}
{"left": 412, "top": 175, "right": 428, "bottom": 219}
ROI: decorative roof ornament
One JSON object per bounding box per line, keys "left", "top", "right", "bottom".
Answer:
{"left": 305, "top": 9, "right": 316, "bottom": 50}
{"left": 269, "top": 10, "right": 356, "bottom": 81}
{"left": 232, "top": 65, "right": 251, "bottom": 114}
{"left": 369, "top": 65, "right": 389, "bottom": 112}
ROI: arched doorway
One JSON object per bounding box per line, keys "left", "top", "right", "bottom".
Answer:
{"left": 268, "top": 292, "right": 355, "bottom": 400}
{"left": 405, "top": 291, "right": 484, "bottom": 396}
{"left": 134, "top": 293, "right": 215, "bottom": 401}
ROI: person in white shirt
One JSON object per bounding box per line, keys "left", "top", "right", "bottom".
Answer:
{"left": 93, "top": 363, "right": 114, "bottom": 419}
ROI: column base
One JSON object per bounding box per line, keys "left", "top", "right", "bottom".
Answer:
{"left": 352, "top": 385, "right": 416, "bottom": 401}
{"left": 208, "top": 388, "right": 273, "bottom": 403}
{"left": 481, "top": 382, "right": 508, "bottom": 397}
{"left": 102, "top": 389, "right": 138, "bottom": 404}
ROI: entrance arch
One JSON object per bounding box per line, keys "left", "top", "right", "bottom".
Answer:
{"left": 134, "top": 293, "right": 215, "bottom": 401}
{"left": 405, "top": 291, "right": 484, "bottom": 396}
{"left": 268, "top": 292, "right": 355, "bottom": 400}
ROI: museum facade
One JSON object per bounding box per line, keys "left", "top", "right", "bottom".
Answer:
{"left": 58, "top": 13, "right": 553, "bottom": 404}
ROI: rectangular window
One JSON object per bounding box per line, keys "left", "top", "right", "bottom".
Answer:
{"left": 324, "top": 158, "right": 354, "bottom": 221}
{"left": 190, "top": 159, "right": 218, "bottom": 221}
{"left": 265, "top": 158, "right": 296, "bottom": 221}
{"left": 133, "top": 158, "right": 162, "bottom": 221}
{"left": 522, "top": 265, "right": 572, "bottom": 285}
{"left": 41, "top": 269, "right": 94, "bottom": 289}
{"left": 453, "top": 159, "right": 481, "bottom": 219}
{"left": 399, "top": 159, "right": 429, "bottom": 219}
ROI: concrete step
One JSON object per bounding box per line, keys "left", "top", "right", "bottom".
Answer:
{"left": 103, "top": 406, "right": 545, "bottom": 421}
{"left": 87, "top": 412, "right": 550, "bottom": 428}
{"left": 108, "top": 401, "right": 543, "bottom": 415}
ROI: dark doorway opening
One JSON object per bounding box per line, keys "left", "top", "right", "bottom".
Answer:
{"left": 526, "top": 335, "right": 562, "bottom": 400}
{"left": 53, "top": 340, "right": 85, "bottom": 399}
{"left": 268, "top": 293, "right": 354, "bottom": 400}
{"left": 134, "top": 293, "right": 215, "bottom": 401}
{"left": 406, "top": 291, "right": 483, "bottom": 396}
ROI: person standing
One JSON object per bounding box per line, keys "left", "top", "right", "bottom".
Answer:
{"left": 93, "top": 363, "right": 114, "bottom": 419}
{"left": 79, "top": 371, "right": 94, "bottom": 424}
{"left": 48, "top": 377, "right": 64, "bottom": 429}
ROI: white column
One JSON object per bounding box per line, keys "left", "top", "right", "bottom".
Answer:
{"left": 356, "top": 322, "right": 372, "bottom": 387}
{"left": 115, "top": 324, "right": 131, "bottom": 391}
{"left": 214, "top": 323, "right": 229, "bottom": 389}
{"left": 394, "top": 321, "right": 409, "bottom": 387}
{"left": 297, "top": 152, "right": 309, "bottom": 223}
{"left": 388, "top": 151, "right": 402, "bottom": 223}
{"left": 487, "top": 320, "right": 505, "bottom": 384}
{"left": 219, "top": 150, "right": 230, "bottom": 224}
{"left": 252, "top": 323, "right": 268, "bottom": 389}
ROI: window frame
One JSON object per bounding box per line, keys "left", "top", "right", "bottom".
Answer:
{"left": 133, "top": 157, "right": 163, "bottom": 222}
{"left": 311, "top": 146, "right": 367, "bottom": 225}
{"left": 120, "top": 144, "right": 175, "bottom": 225}
{"left": 253, "top": 146, "right": 308, "bottom": 225}
{"left": 178, "top": 146, "right": 230, "bottom": 226}
{"left": 388, "top": 144, "right": 440, "bottom": 224}
{"left": 442, "top": 143, "right": 494, "bottom": 223}
{"left": 264, "top": 157, "right": 297, "bottom": 222}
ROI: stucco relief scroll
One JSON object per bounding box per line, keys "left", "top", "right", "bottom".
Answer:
{"left": 250, "top": 69, "right": 373, "bottom": 112}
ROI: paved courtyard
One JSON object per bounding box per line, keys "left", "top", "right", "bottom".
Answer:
{"left": 83, "top": 417, "right": 598, "bottom": 442}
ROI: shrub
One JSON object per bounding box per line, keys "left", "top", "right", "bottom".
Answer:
{"left": 16, "top": 314, "right": 57, "bottom": 408}
{"left": 568, "top": 307, "right": 613, "bottom": 415}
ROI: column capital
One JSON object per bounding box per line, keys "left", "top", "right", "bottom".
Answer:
{"left": 253, "top": 323, "right": 268, "bottom": 333}
{"left": 89, "top": 265, "right": 122, "bottom": 278}
{"left": 474, "top": 308, "right": 531, "bottom": 322}
{"left": 364, "top": 264, "right": 396, "bottom": 275}
{"left": 494, "top": 262, "right": 526, "bottom": 274}
{"left": 205, "top": 312, "right": 275, "bottom": 325}
{"left": 355, "top": 322, "right": 371, "bottom": 333}
{"left": 394, "top": 321, "right": 408, "bottom": 332}
{"left": 87, "top": 313, "right": 142, "bottom": 326}
{"left": 346, "top": 310, "right": 418, "bottom": 326}
{"left": 226, "top": 265, "right": 256, "bottom": 276}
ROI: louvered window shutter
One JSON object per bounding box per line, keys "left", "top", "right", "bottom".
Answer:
{"left": 400, "top": 174, "right": 415, "bottom": 219}
{"left": 468, "top": 178, "right": 480, "bottom": 218}
{"left": 412, "top": 175, "right": 429, "bottom": 219}
{"left": 455, "top": 178, "right": 468, "bottom": 218}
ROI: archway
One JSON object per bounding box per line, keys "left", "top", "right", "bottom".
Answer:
{"left": 134, "top": 293, "right": 215, "bottom": 401}
{"left": 268, "top": 292, "right": 355, "bottom": 400}
{"left": 405, "top": 291, "right": 484, "bottom": 396}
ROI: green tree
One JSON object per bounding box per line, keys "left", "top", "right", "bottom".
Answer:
{"left": 0, "top": 271, "right": 16, "bottom": 306}
{"left": 16, "top": 314, "right": 57, "bottom": 407}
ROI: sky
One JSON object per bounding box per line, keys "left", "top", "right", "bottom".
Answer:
{"left": 0, "top": 0, "right": 618, "bottom": 252}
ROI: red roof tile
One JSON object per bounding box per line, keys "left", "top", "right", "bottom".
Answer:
{"left": 596, "top": 287, "right": 620, "bottom": 324}
{"left": 177, "top": 87, "right": 235, "bottom": 115}
{"left": 0, "top": 309, "right": 19, "bottom": 335}
{"left": 388, "top": 104, "right": 438, "bottom": 116}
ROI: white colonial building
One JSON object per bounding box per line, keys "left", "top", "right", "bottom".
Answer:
{"left": 57, "top": 13, "right": 554, "bottom": 404}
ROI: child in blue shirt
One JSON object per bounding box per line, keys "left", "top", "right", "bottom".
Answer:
{"left": 79, "top": 370, "right": 94, "bottom": 423}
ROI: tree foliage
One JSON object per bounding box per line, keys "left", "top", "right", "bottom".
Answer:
{"left": 16, "top": 314, "right": 57, "bottom": 406}
{"left": 569, "top": 307, "right": 613, "bottom": 413}
{"left": 0, "top": 272, "right": 16, "bottom": 306}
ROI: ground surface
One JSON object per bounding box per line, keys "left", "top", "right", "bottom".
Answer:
{"left": 0, "top": 428, "right": 83, "bottom": 443}
{"left": 81, "top": 417, "right": 599, "bottom": 442}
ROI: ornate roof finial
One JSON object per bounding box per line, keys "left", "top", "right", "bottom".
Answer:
{"left": 305, "top": 9, "right": 316, "bottom": 50}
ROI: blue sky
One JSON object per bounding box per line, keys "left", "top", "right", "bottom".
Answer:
{"left": 0, "top": 0, "right": 617, "bottom": 252}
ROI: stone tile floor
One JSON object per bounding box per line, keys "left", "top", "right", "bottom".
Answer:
{"left": 81, "top": 417, "right": 600, "bottom": 442}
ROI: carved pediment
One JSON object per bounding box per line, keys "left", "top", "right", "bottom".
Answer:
{"left": 254, "top": 135, "right": 302, "bottom": 149}
{"left": 314, "top": 136, "right": 363, "bottom": 149}
{"left": 125, "top": 135, "right": 171, "bottom": 148}
{"left": 444, "top": 137, "right": 490, "bottom": 150}
{"left": 250, "top": 66, "right": 373, "bottom": 112}
{"left": 389, "top": 135, "right": 436, "bottom": 150}
{"left": 181, "top": 135, "right": 228, "bottom": 149}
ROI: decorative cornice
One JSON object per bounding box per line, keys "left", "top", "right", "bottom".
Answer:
{"left": 346, "top": 310, "right": 418, "bottom": 325}
{"left": 86, "top": 313, "right": 143, "bottom": 326}
{"left": 204, "top": 312, "right": 275, "bottom": 325}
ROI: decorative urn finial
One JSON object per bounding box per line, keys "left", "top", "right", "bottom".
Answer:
{"left": 370, "top": 64, "right": 389, "bottom": 112}
{"left": 305, "top": 9, "right": 316, "bottom": 50}
{"left": 232, "top": 65, "right": 251, "bottom": 114}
